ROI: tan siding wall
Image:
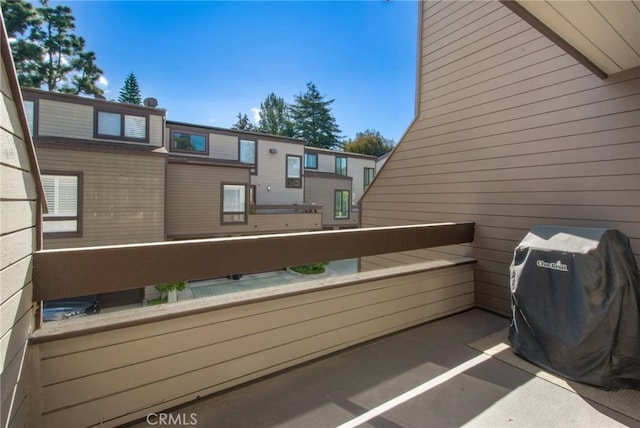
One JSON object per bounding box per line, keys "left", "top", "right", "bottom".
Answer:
{"left": 1, "top": 50, "right": 36, "bottom": 428}
{"left": 149, "top": 114, "right": 164, "bottom": 147}
{"left": 305, "top": 175, "right": 358, "bottom": 228}
{"left": 361, "top": 1, "right": 640, "bottom": 315}
{"left": 166, "top": 163, "right": 248, "bottom": 237}
{"left": 252, "top": 140, "right": 305, "bottom": 205}
{"left": 38, "top": 99, "right": 94, "bottom": 140}
{"left": 37, "top": 148, "right": 165, "bottom": 249}
{"left": 31, "top": 263, "right": 473, "bottom": 427}
{"left": 209, "top": 132, "right": 238, "bottom": 160}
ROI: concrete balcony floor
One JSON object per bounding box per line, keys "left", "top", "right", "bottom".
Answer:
{"left": 125, "top": 309, "right": 639, "bottom": 428}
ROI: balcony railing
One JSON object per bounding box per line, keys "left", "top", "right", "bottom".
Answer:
{"left": 33, "top": 222, "right": 474, "bottom": 301}
{"left": 29, "top": 222, "right": 475, "bottom": 427}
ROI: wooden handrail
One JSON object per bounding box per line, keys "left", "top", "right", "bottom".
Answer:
{"left": 33, "top": 222, "right": 474, "bottom": 301}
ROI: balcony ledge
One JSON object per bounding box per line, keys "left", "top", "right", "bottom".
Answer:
{"left": 30, "top": 257, "right": 476, "bottom": 344}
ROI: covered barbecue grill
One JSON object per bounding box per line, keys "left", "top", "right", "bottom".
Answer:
{"left": 509, "top": 226, "right": 640, "bottom": 390}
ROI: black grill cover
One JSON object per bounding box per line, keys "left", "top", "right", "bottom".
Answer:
{"left": 509, "top": 226, "right": 640, "bottom": 390}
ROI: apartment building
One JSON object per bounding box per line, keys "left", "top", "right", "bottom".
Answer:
{"left": 303, "top": 147, "right": 377, "bottom": 228}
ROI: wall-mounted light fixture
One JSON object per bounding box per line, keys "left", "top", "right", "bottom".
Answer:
{"left": 269, "top": 148, "right": 278, "bottom": 154}
{"left": 267, "top": 185, "right": 271, "bottom": 191}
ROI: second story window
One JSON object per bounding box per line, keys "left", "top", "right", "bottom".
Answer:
{"left": 172, "top": 131, "right": 207, "bottom": 154}
{"left": 97, "top": 110, "right": 147, "bottom": 141}
{"left": 42, "top": 172, "right": 82, "bottom": 237}
{"left": 23, "top": 99, "right": 35, "bottom": 135}
{"left": 222, "top": 183, "right": 247, "bottom": 224}
{"left": 239, "top": 139, "right": 257, "bottom": 174}
{"left": 304, "top": 153, "right": 317, "bottom": 169}
{"left": 286, "top": 155, "right": 302, "bottom": 188}
{"left": 335, "top": 156, "right": 347, "bottom": 176}
{"left": 364, "top": 167, "right": 375, "bottom": 190}
{"left": 335, "top": 190, "right": 350, "bottom": 219}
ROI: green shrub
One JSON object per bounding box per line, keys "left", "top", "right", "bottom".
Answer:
{"left": 290, "top": 262, "right": 328, "bottom": 275}
{"left": 155, "top": 281, "right": 187, "bottom": 299}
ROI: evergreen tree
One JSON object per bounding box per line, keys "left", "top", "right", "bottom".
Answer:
{"left": 2, "top": 0, "right": 105, "bottom": 95}
{"left": 231, "top": 113, "right": 255, "bottom": 131}
{"left": 290, "top": 82, "right": 341, "bottom": 149}
{"left": 118, "top": 72, "right": 142, "bottom": 105}
{"left": 256, "top": 93, "right": 295, "bottom": 137}
{"left": 343, "top": 129, "right": 394, "bottom": 157}
{"left": 60, "top": 38, "right": 104, "bottom": 95}
{"left": 2, "top": 0, "right": 42, "bottom": 87}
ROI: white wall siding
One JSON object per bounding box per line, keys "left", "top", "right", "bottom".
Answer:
{"left": 1, "top": 40, "right": 37, "bottom": 428}
{"left": 348, "top": 157, "right": 376, "bottom": 204}
{"left": 38, "top": 99, "right": 93, "bottom": 140}
{"left": 317, "top": 152, "right": 335, "bottom": 173}
{"left": 253, "top": 140, "right": 304, "bottom": 205}
{"left": 360, "top": 1, "right": 640, "bottom": 315}
{"left": 149, "top": 114, "right": 164, "bottom": 147}
{"left": 209, "top": 133, "right": 238, "bottom": 160}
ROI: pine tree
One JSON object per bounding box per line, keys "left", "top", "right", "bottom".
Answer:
{"left": 118, "top": 72, "right": 142, "bottom": 105}
{"left": 231, "top": 113, "right": 255, "bottom": 131}
{"left": 2, "top": 0, "right": 105, "bottom": 95}
{"left": 290, "top": 82, "right": 341, "bottom": 149}
{"left": 256, "top": 93, "right": 295, "bottom": 137}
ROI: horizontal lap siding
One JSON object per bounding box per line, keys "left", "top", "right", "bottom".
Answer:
{"left": 305, "top": 175, "right": 358, "bottom": 228}
{"left": 34, "top": 264, "right": 473, "bottom": 427}
{"left": 166, "top": 163, "right": 247, "bottom": 237}
{"left": 1, "top": 49, "right": 36, "bottom": 428}
{"left": 360, "top": 1, "right": 640, "bottom": 315}
{"left": 37, "top": 148, "right": 165, "bottom": 249}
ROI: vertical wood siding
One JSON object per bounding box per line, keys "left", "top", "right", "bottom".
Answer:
{"left": 361, "top": 1, "right": 640, "bottom": 315}
{"left": 31, "top": 262, "right": 473, "bottom": 427}
{"left": 36, "top": 148, "right": 166, "bottom": 249}
{"left": 1, "top": 45, "right": 36, "bottom": 428}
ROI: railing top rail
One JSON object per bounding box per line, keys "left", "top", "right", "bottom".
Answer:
{"left": 33, "top": 222, "right": 474, "bottom": 301}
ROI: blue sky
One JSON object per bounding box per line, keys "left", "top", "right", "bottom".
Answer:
{"left": 50, "top": 1, "right": 418, "bottom": 143}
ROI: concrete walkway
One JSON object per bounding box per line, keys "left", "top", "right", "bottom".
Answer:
{"left": 187, "top": 259, "right": 358, "bottom": 299}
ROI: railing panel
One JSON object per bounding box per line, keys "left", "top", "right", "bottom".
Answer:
{"left": 33, "top": 222, "right": 474, "bottom": 301}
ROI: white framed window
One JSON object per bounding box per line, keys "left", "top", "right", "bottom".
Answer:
{"left": 42, "top": 173, "right": 81, "bottom": 236}
{"left": 286, "top": 155, "right": 302, "bottom": 188}
{"left": 222, "top": 184, "right": 247, "bottom": 224}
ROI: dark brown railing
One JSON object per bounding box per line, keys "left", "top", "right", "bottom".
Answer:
{"left": 33, "top": 222, "right": 474, "bottom": 301}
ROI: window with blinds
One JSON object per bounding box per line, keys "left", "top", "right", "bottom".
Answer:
{"left": 42, "top": 174, "right": 80, "bottom": 235}
{"left": 222, "top": 184, "right": 247, "bottom": 224}
{"left": 97, "top": 111, "right": 146, "bottom": 140}
{"left": 24, "top": 100, "right": 35, "bottom": 135}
